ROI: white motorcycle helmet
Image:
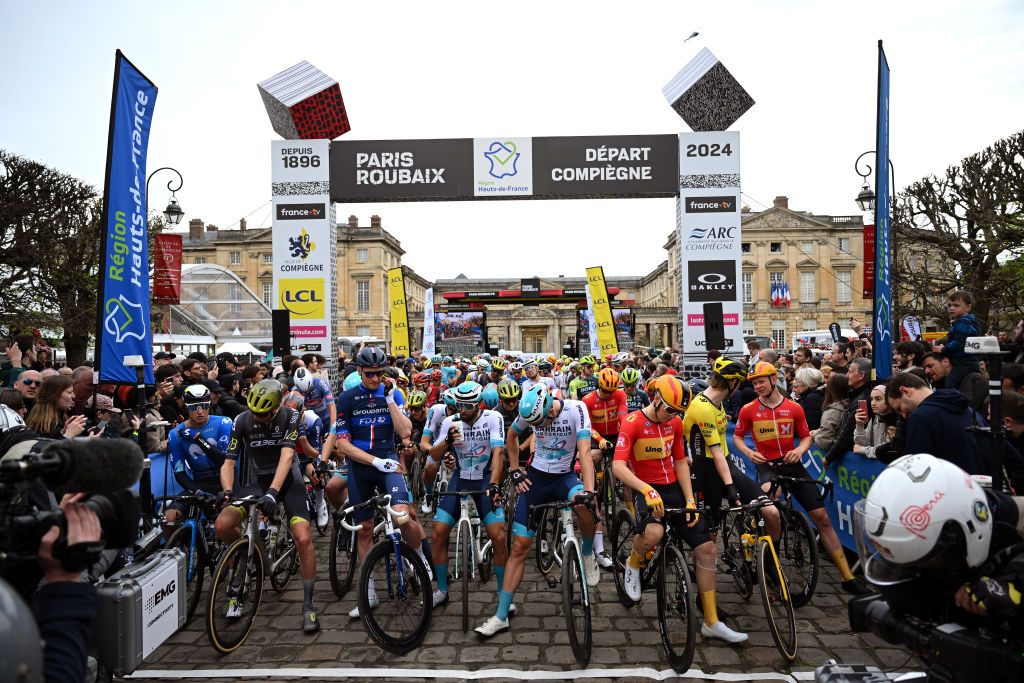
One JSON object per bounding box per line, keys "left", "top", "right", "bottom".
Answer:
{"left": 293, "top": 367, "right": 313, "bottom": 393}
{"left": 856, "top": 453, "right": 992, "bottom": 584}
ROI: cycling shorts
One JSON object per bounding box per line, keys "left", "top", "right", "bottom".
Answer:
{"left": 755, "top": 461, "right": 825, "bottom": 512}
{"left": 347, "top": 458, "right": 410, "bottom": 523}
{"left": 232, "top": 465, "right": 310, "bottom": 523}
{"left": 691, "top": 457, "right": 767, "bottom": 519}
{"left": 512, "top": 467, "right": 586, "bottom": 538}
{"left": 631, "top": 482, "right": 710, "bottom": 549}
{"left": 332, "top": 462, "right": 349, "bottom": 483}
{"left": 434, "top": 467, "right": 503, "bottom": 528}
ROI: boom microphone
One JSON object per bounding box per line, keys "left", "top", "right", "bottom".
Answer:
{"left": 0, "top": 438, "right": 145, "bottom": 494}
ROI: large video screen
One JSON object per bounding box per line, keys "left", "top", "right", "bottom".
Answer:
{"left": 436, "top": 311, "right": 486, "bottom": 355}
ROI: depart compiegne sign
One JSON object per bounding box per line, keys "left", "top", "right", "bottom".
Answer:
{"left": 329, "top": 134, "right": 679, "bottom": 202}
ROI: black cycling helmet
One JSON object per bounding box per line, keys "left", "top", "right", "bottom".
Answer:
{"left": 712, "top": 356, "right": 747, "bottom": 381}
{"left": 356, "top": 346, "right": 388, "bottom": 368}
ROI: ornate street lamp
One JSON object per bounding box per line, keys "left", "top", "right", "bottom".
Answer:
{"left": 146, "top": 166, "right": 185, "bottom": 225}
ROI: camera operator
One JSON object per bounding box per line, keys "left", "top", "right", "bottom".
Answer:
{"left": 852, "top": 453, "right": 1024, "bottom": 681}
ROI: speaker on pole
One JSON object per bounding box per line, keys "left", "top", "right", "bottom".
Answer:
{"left": 272, "top": 309, "right": 291, "bottom": 359}
{"left": 703, "top": 303, "right": 727, "bottom": 352}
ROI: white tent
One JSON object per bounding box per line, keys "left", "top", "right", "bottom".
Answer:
{"left": 216, "top": 342, "right": 265, "bottom": 358}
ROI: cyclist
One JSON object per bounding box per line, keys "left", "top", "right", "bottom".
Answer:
{"left": 166, "top": 384, "right": 233, "bottom": 532}
{"left": 215, "top": 379, "right": 320, "bottom": 633}
{"left": 403, "top": 389, "right": 430, "bottom": 493}
{"left": 481, "top": 383, "right": 500, "bottom": 410}
{"left": 582, "top": 367, "right": 629, "bottom": 567}
{"left": 419, "top": 389, "right": 457, "bottom": 513}
{"left": 481, "top": 358, "right": 507, "bottom": 388}
{"left": 468, "top": 359, "right": 490, "bottom": 384}
{"left": 424, "top": 382, "right": 508, "bottom": 608}
{"left": 731, "top": 361, "right": 866, "bottom": 595}
{"left": 333, "top": 346, "right": 430, "bottom": 619}
{"left": 292, "top": 366, "right": 336, "bottom": 428}
{"left": 521, "top": 359, "right": 559, "bottom": 396}
{"left": 440, "top": 356, "right": 458, "bottom": 386}
{"left": 569, "top": 356, "right": 599, "bottom": 400}
{"left": 621, "top": 367, "right": 651, "bottom": 412}
{"left": 508, "top": 362, "right": 525, "bottom": 386}
{"left": 476, "top": 385, "right": 598, "bottom": 638}
{"left": 283, "top": 391, "right": 330, "bottom": 528}
{"left": 496, "top": 378, "right": 532, "bottom": 452}
{"left": 425, "top": 369, "right": 448, "bottom": 406}
{"left": 612, "top": 376, "right": 746, "bottom": 642}
{"left": 610, "top": 351, "right": 630, "bottom": 375}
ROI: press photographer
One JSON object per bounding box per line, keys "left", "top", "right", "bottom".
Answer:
{"left": 850, "top": 453, "right": 1024, "bottom": 682}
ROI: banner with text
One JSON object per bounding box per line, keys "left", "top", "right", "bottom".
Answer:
{"left": 271, "top": 139, "right": 335, "bottom": 359}
{"left": 678, "top": 131, "right": 743, "bottom": 355}
{"left": 873, "top": 42, "right": 894, "bottom": 379}
{"left": 388, "top": 267, "right": 410, "bottom": 357}
{"left": 152, "top": 233, "right": 182, "bottom": 305}
{"left": 586, "top": 266, "right": 618, "bottom": 356}
{"left": 96, "top": 51, "right": 157, "bottom": 384}
{"left": 423, "top": 288, "right": 436, "bottom": 355}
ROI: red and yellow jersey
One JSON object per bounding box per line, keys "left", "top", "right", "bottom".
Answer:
{"left": 734, "top": 397, "right": 810, "bottom": 462}
{"left": 614, "top": 411, "right": 686, "bottom": 485}
{"left": 582, "top": 388, "right": 628, "bottom": 441}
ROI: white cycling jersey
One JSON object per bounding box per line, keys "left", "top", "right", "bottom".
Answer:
{"left": 522, "top": 376, "right": 558, "bottom": 396}
{"left": 422, "top": 403, "right": 452, "bottom": 443}
{"left": 435, "top": 409, "right": 505, "bottom": 480}
{"left": 511, "top": 399, "right": 591, "bottom": 474}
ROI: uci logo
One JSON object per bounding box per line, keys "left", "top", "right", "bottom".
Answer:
{"left": 279, "top": 278, "right": 325, "bottom": 318}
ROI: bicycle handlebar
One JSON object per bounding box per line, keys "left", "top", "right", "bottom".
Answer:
{"left": 727, "top": 496, "right": 778, "bottom": 514}
{"left": 438, "top": 489, "right": 490, "bottom": 497}
{"left": 338, "top": 493, "right": 407, "bottom": 532}
{"left": 528, "top": 491, "right": 596, "bottom": 513}
{"left": 765, "top": 475, "right": 834, "bottom": 501}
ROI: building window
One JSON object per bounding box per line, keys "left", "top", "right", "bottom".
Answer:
{"left": 227, "top": 283, "right": 241, "bottom": 313}
{"left": 837, "top": 271, "right": 852, "bottom": 304}
{"left": 743, "top": 327, "right": 755, "bottom": 338}
{"left": 802, "top": 318, "right": 818, "bottom": 331}
{"left": 837, "top": 237, "right": 850, "bottom": 253}
{"left": 800, "top": 241, "right": 812, "bottom": 253}
{"left": 742, "top": 242, "right": 751, "bottom": 253}
{"left": 356, "top": 280, "right": 370, "bottom": 312}
{"left": 742, "top": 272, "right": 753, "bottom": 304}
{"left": 799, "top": 271, "right": 815, "bottom": 303}
{"left": 262, "top": 282, "right": 272, "bottom": 307}
{"left": 771, "top": 320, "right": 786, "bottom": 351}
{"left": 193, "top": 256, "right": 206, "bottom": 264}
{"left": 356, "top": 326, "right": 370, "bottom": 337}
{"left": 769, "top": 271, "right": 785, "bottom": 287}
{"left": 356, "top": 248, "right": 368, "bottom": 263}
{"left": 770, "top": 242, "right": 783, "bottom": 253}
{"left": 262, "top": 253, "right": 272, "bottom": 264}
{"left": 229, "top": 251, "right": 240, "bottom": 265}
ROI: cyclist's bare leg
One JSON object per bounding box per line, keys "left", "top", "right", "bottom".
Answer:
{"left": 431, "top": 521, "right": 452, "bottom": 567}
{"left": 630, "top": 521, "right": 664, "bottom": 558}
{"left": 325, "top": 475, "right": 346, "bottom": 509}
{"left": 356, "top": 517, "right": 374, "bottom": 560}
{"left": 291, "top": 519, "right": 316, "bottom": 580}
{"left": 214, "top": 506, "right": 243, "bottom": 545}
{"left": 574, "top": 503, "right": 597, "bottom": 542}
{"left": 485, "top": 520, "right": 508, "bottom": 567}
{"left": 501, "top": 535, "right": 533, "bottom": 594}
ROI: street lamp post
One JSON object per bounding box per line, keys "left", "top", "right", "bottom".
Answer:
{"left": 146, "top": 166, "right": 185, "bottom": 225}
{"left": 854, "top": 149, "right": 897, "bottom": 320}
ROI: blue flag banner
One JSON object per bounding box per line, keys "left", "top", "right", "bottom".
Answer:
{"left": 96, "top": 51, "right": 158, "bottom": 384}
{"left": 872, "top": 41, "right": 892, "bottom": 380}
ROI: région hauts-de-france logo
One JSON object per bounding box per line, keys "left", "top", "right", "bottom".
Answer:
{"left": 289, "top": 228, "right": 316, "bottom": 259}
{"left": 485, "top": 141, "right": 520, "bottom": 179}
{"left": 104, "top": 294, "right": 147, "bottom": 343}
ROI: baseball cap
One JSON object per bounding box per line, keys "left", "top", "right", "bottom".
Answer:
{"left": 86, "top": 394, "right": 122, "bottom": 413}
{"left": 154, "top": 351, "right": 176, "bottom": 360}
{"left": 187, "top": 352, "right": 210, "bottom": 364}
{"left": 216, "top": 351, "right": 237, "bottom": 365}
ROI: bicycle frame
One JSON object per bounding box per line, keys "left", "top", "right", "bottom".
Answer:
{"left": 731, "top": 503, "right": 790, "bottom": 603}
{"left": 445, "top": 491, "right": 493, "bottom": 580}
{"left": 340, "top": 494, "right": 412, "bottom": 597}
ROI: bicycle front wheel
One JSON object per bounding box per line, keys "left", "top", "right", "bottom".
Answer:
{"left": 166, "top": 524, "right": 205, "bottom": 622}
{"left": 329, "top": 510, "right": 357, "bottom": 598}
{"left": 358, "top": 540, "right": 433, "bottom": 654}
{"left": 657, "top": 543, "right": 697, "bottom": 673}
{"left": 561, "top": 542, "right": 592, "bottom": 665}
{"left": 206, "top": 537, "right": 264, "bottom": 654}
{"left": 779, "top": 507, "right": 819, "bottom": 608}
{"left": 610, "top": 508, "right": 638, "bottom": 608}
{"left": 757, "top": 537, "right": 798, "bottom": 662}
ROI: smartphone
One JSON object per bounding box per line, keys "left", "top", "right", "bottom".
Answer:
{"left": 858, "top": 400, "right": 868, "bottom": 413}
{"left": 207, "top": 360, "right": 217, "bottom": 371}
{"left": 123, "top": 409, "right": 135, "bottom": 423}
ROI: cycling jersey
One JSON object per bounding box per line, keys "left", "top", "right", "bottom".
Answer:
{"left": 569, "top": 375, "right": 599, "bottom": 401}
{"left": 293, "top": 377, "right": 335, "bottom": 424}
{"left": 422, "top": 403, "right": 454, "bottom": 444}
{"left": 624, "top": 388, "right": 651, "bottom": 413}
{"left": 683, "top": 393, "right": 730, "bottom": 459}
{"left": 440, "top": 366, "right": 458, "bottom": 386}
{"left": 582, "top": 388, "right": 628, "bottom": 441}
{"left": 425, "top": 384, "right": 448, "bottom": 407}
{"left": 734, "top": 397, "right": 810, "bottom": 462}
{"left": 169, "top": 415, "right": 234, "bottom": 484}
{"left": 614, "top": 411, "right": 686, "bottom": 486}
{"left": 332, "top": 383, "right": 406, "bottom": 458}
{"left": 511, "top": 399, "right": 591, "bottom": 474}
{"left": 408, "top": 413, "right": 426, "bottom": 447}
{"left": 226, "top": 407, "right": 304, "bottom": 478}
{"left": 434, "top": 410, "right": 505, "bottom": 480}
{"left": 522, "top": 376, "right": 558, "bottom": 396}
{"left": 302, "top": 410, "right": 324, "bottom": 454}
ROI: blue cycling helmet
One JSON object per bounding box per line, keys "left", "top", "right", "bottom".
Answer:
{"left": 442, "top": 388, "right": 457, "bottom": 409}
{"left": 481, "top": 384, "right": 500, "bottom": 409}
{"left": 343, "top": 371, "right": 362, "bottom": 391}
{"left": 452, "top": 381, "right": 483, "bottom": 408}
{"left": 519, "top": 385, "right": 554, "bottom": 426}
{"left": 443, "top": 355, "right": 453, "bottom": 363}
{"left": 481, "top": 353, "right": 492, "bottom": 361}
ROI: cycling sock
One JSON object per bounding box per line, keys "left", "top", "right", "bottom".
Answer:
{"left": 700, "top": 591, "right": 718, "bottom": 626}
{"left": 421, "top": 538, "right": 433, "bottom": 563}
{"left": 582, "top": 537, "right": 594, "bottom": 556}
{"left": 496, "top": 590, "right": 514, "bottom": 620}
{"left": 435, "top": 564, "right": 448, "bottom": 592}
{"left": 367, "top": 577, "right": 377, "bottom": 601}
{"left": 494, "top": 565, "right": 505, "bottom": 593}
{"left": 302, "top": 579, "right": 315, "bottom": 611}
{"left": 594, "top": 531, "right": 605, "bottom": 554}
{"left": 830, "top": 549, "right": 855, "bottom": 581}
{"left": 627, "top": 551, "right": 643, "bottom": 569}
{"left": 415, "top": 546, "right": 429, "bottom": 570}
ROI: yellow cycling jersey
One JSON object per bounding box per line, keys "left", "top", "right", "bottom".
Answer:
{"left": 682, "top": 393, "right": 730, "bottom": 459}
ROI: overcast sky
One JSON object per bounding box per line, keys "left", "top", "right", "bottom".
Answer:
{"left": 3, "top": 1, "right": 1022, "bottom": 282}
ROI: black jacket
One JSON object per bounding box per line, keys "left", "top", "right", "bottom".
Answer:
{"left": 905, "top": 389, "right": 987, "bottom": 475}
{"left": 824, "top": 381, "right": 874, "bottom": 464}
{"left": 796, "top": 388, "right": 824, "bottom": 430}
{"left": 217, "top": 394, "right": 245, "bottom": 420}
{"left": 33, "top": 581, "right": 97, "bottom": 683}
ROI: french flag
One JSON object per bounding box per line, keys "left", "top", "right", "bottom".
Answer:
{"left": 783, "top": 282, "right": 791, "bottom": 308}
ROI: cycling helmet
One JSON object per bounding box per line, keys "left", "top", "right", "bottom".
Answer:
{"left": 412, "top": 372, "right": 429, "bottom": 386}
{"left": 538, "top": 359, "right": 553, "bottom": 371}
{"left": 519, "top": 385, "right": 554, "bottom": 426}
{"left": 343, "top": 371, "right": 362, "bottom": 391}
{"left": 491, "top": 358, "right": 508, "bottom": 371}
{"left": 0, "top": 403, "right": 26, "bottom": 431}
{"left": 858, "top": 454, "right": 992, "bottom": 575}
{"left": 611, "top": 352, "right": 630, "bottom": 366}
{"left": 407, "top": 390, "right": 428, "bottom": 408}
{"left": 451, "top": 381, "right": 483, "bottom": 408}
{"left": 383, "top": 366, "right": 400, "bottom": 379}
{"left": 712, "top": 356, "right": 747, "bottom": 380}
{"left": 497, "top": 378, "right": 521, "bottom": 400}
{"left": 747, "top": 361, "right": 778, "bottom": 382}
{"left": 431, "top": 354, "right": 443, "bottom": 364}
{"left": 481, "top": 384, "right": 500, "bottom": 409}
{"left": 654, "top": 375, "right": 692, "bottom": 412}
{"left": 620, "top": 367, "right": 641, "bottom": 385}
{"left": 597, "top": 367, "right": 620, "bottom": 393}
{"left": 396, "top": 371, "right": 409, "bottom": 386}
{"left": 183, "top": 383, "right": 212, "bottom": 404}
{"left": 509, "top": 362, "right": 523, "bottom": 373}
{"left": 356, "top": 346, "right": 388, "bottom": 368}
{"left": 247, "top": 379, "right": 283, "bottom": 415}
{"left": 646, "top": 377, "right": 658, "bottom": 394}
{"left": 687, "top": 377, "right": 710, "bottom": 393}
{"left": 431, "top": 369, "right": 442, "bottom": 381}
{"left": 282, "top": 390, "right": 305, "bottom": 411}
{"left": 481, "top": 353, "right": 492, "bottom": 361}
{"left": 442, "top": 355, "right": 453, "bottom": 363}
{"left": 293, "top": 366, "right": 313, "bottom": 392}
{"left": 422, "top": 358, "right": 432, "bottom": 369}
{"left": 522, "top": 359, "right": 538, "bottom": 372}
{"left": 578, "top": 355, "right": 596, "bottom": 367}
{"left": 568, "top": 361, "right": 579, "bottom": 372}
{"left": 476, "top": 359, "right": 489, "bottom": 371}
{"left": 442, "top": 389, "right": 457, "bottom": 409}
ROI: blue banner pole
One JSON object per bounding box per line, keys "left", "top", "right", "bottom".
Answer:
{"left": 872, "top": 40, "right": 893, "bottom": 380}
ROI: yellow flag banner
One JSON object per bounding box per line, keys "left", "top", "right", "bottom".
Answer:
{"left": 586, "top": 266, "right": 618, "bottom": 357}
{"left": 387, "top": 267, "right": 410, "bottom": 357}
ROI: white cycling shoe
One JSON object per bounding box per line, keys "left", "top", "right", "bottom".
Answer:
{"left": 348, "top": 594, "right": 379, "bottom": 618}
{"left": 596, "top": 550, "right": 613, "bottom": 569}
{"left": 431, "top": 589, "right": 449, "bottom": 608}
{"left": 474, "top": 615, "right": 509, "bottom": 637}
{"left": 582, "top": 552, "right": 600, "bottom": 587}
{"left": 701, "top": 620, "right": 748, "bottom": 644}
{"left": 316, "top": 498, "right": 329, "bottom": 528}
{"left": 623, "top": 564, "right": 642, "bottom": 602}
{"left": 420, "top": 498, "right": 432, "bottom": 515}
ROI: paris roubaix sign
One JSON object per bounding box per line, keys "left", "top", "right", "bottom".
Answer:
{"left": 328, "top": 134, "right": 679, "bottom": 202}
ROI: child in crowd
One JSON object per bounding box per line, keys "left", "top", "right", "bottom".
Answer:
{"left": 933, "top": 290, "right": 981, "bottom": 391}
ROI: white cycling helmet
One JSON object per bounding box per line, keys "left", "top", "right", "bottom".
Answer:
{"left": 0, "top": 404, "right": 26, "bottom": 432}
{"left": 293, "top": 367, "right": 313, "bottom": 392}
{"left": 856, "top": 453, "right": 992, "bottom": 578}
{"left": 476, "top": 359, "right": 489, "bottom": 371}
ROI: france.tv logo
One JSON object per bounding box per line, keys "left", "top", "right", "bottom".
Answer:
{"left": 484, "top": 141, "right": 520, "bottom": 179}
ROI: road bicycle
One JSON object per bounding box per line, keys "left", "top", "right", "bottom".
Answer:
{"left": 529, "top": 492, "right": 596, "bottom": 665}
{"left": 762, "top": 473, "right": 833, "bottom": 608}
{"left": 535, "top": 503, "right": 564, "bottom": 575}
{"left": 595, "top": 445, "right": 621, "bottom": 521}
{"left": 427, "top": 459, "right": 451, "bottom": 515}
{"left": 407, "top": 448, "right": 427, "bottom": 508}
{"left": 339, "top": 493, "right": 432, "bottom": 654}
{"left": 305, "top": 461, "right": 331, "bottom": 536}
{"left": 438, "top": 488, "right": 495, "bottom": 631}
{"left": 163, "top": 493, "right": 223, "bottom": 622}
{"left": 609, "top": 506, "right": 699, "bottom": 674}
{"left": 717, "top": 496, "right": 798, "bottom": 662}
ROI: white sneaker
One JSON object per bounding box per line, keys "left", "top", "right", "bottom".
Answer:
{"left": 225, "top": 597, "right": 242, "bottom": 618}
{"left": 624, "top": 563, "right": 641, "bottom": 601}
{"left": 474, "top": 615, "right": 509, "bottom": 637}
{"left": 596, "top": 550, "right": 613, "bottom": 569}
{"left": 582, "top": 552, "right": 600, "bottom": 587}
{"left": 701, "top": 621, "right": 748, "bottom": 644}
{"left": 420, "top": 498, "right": 431, "bottom": 515}
{"left": 431, "top": 589, "right": 449, "bottom": 608}
{"left": 348, "top": 594, "right": 379, "bottom": 618}
{"left": 317, "top": 498, "right": 329, "bottom": 527}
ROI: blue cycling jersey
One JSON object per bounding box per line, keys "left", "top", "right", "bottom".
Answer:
{"left": 303, "top": 410, "right": 324, "bottom": 453}
{"left": 168, "top": 416, "right": 234, "bottom": 482}
{"left": 293, "top": 377, "right": 335, "bottom": 424}
{"left": 440, "top": 366, "right": 458, "bottom": 387}
{"left": 333, "top": 383, "right": 407, "bottom": 458}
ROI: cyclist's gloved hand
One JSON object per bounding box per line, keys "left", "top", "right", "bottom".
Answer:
{"left": 487, "top": 482, "right": 501, "bottom": 505}
{"left": 314, "top": 459, "right": 332, "bottom": 478}
{"left": 640, "top": 484, "right": 664, "bottom": 517}
{"left": 371, "top": 457, "right": 400, "bottom": 473}
{"left": 216, "top": 490, "right": 232, "bottom": 506}
{"left": 573, "top": 490, "right": 595, "bottom": 506}
{"left": 724, "top": 483, "right": 742, "bottom": 508}
{"left": 510, "top": 469, "right": 528, "bottom": 488}
{"left": 963, "top": 576, "right": 1023, "bottom": 618}
{"left": 599, "top": 439, "right": 615, "bottom": 453}
{"left": 257, "top": 490, "right": 278, "bottom": 517}
{"left": 181, "top": 427, "right": 196, "bottom": 441}
{"left": 382, "top": 378, "right": 396, "bottom": 404}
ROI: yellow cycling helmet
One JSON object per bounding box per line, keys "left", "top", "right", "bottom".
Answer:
{"left": 712, "top": 356, "right": 747, "bottom": 380}
{"left": 491, "top": 357, "right": 508, "bottom": 371}
{"left": 597, "top": 367, "right": 620, "bottom": 393}
{"left": 497, "top": 378, "right": 521, "bottom": 400}
{"left": 247, "top": 379, "right": 283, "bottom": 415}
{"left": 747, "top": 361, "right": 778, "bottom": 382}
{"left": 407, "top": 390, "right": 427, "bottom": 408}
{"left": 422, "top": 358, "right": 432, "bottom": 369}
{"left": 620, "top": 367, "right": 641, "bottom": 385}
{"left": 654, "top": 375, "right": 692, "bottom": 412}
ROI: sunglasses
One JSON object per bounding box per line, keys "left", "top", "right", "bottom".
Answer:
{"left": 658, "top": 401, "right": 681, "bottom": 416}
{"left": 21, "top": 379, "right": 42, "bottom": 387}
{"left": 501, "top": 398, "right": 518, "bottom": 404}
{"left": 362, "top": 370, "right": 383, "bottom": 378}
{"left": 186, "top": 402, "right": 211, "bottom": 411}
{"left": 456, "top": 402, "right": 479, "bottom": 411}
